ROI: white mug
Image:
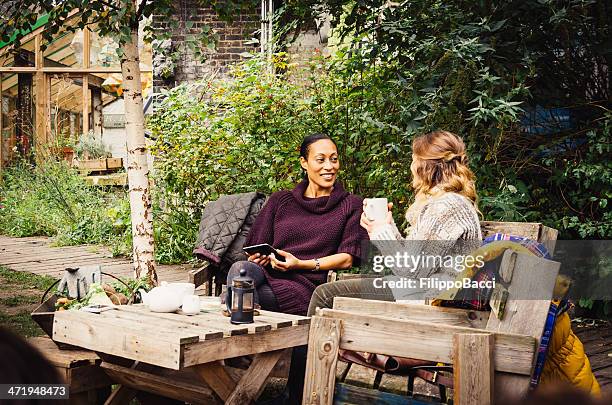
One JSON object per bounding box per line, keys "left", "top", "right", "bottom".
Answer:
{"left": 364, "top": 198, "right": 388, "bottom": 222}
{"left": 182, "top": 295, "right": 201, "bottom": 315}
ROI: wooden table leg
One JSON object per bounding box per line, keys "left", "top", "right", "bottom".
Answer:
{"left": 225, "top": 349, "right": 285, "bottom": 405}
{"left": 103, "top": 361, "right": 143, "bottom": 405}
{"left": 193, "top": 350, "right": 286, "bottom": 404}
{"left": 194, "top": 361, "right": 237, "bottom": 402}
{"left": 104, "top": 385, "right": 138, "bottom": 405}
{"left": 453, "top": 333, "right": 494, "bottom": 405}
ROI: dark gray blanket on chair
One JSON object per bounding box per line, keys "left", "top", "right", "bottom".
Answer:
{"left": 193, "top": 192, "right": 267, "bottom": 272}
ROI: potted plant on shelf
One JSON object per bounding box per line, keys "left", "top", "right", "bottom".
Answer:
{"left": 50, "top": 130, "right": 76, "bottom": 164}
{"left": 73, "top": 131, "right": 121, "bottom": 171}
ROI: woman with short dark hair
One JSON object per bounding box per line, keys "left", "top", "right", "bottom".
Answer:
{"left": 226, "top": 133, "right": 367, "bottom": 316}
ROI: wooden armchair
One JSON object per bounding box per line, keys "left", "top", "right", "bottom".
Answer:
{"left": 188, "top": 262, "right": 224, "bottom": 296}
{"left": 305, "top": 221, "right": 560, "bottom": 404}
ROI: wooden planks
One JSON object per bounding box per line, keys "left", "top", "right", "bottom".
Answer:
{"left": 103, "top": 306, "right": 224, "bottom": 340}
{"left": 333, "top": 297, "right": 489, "bottom": 329}
{"left": 52, "top": 297, "right": 310, "bottom": 370}
{"left": 539, "top": 225, "right": 558, "bottom": 255}
{"left": 194, "top": 361, "right": 236, "bottom": 402}
{"left": 453, "top": 333, "right": 494, "bottom": 405}
{"left": 480, "top": 221, "right": 558, "bottom": 255}
{"left": 303, "top": 316, "right": 341, "bottom": 405}
{"left": 199, "top": 296, "right": 310, "bottom": 328}
{"left": 0, "top": 235, "right": 188, "bottom": 283}
{"left": 318, "top": 308, "right": 536, "bottom": 375}
{"left": 29, "top": 336, "right": 112, "bottom": 396}
{"left": 182, "top": 324, "right": 310, "bottom": 367}
{"left": 485, "top": 252, "right": 560, "bottom": 399}
{"left": 188, "top": 264, "right": 213, "bottom": 287}
{"left": 480, "top": 221, "right": 540, "bottom": 240}
{"left": 34, "top": 34, "right": 49, "bottom": 152}
{"left": 53, "top": 309, "right": 193, "bottom": 369}
{"left": 334, "top": 383, "right": 415, "bottom": 405}
{"left": 28, "top": 336, "right": 100, "bottom": 368}
{"left": 102, "top": 362, "right": 220, "bottom": 404}
{"left": 118, "top": 304, "right": 253, "bottom": 337}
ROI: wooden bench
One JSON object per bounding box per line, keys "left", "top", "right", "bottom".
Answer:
{"left": 29, "top": 337, "right": 112, "bottom": 405}
{"left": 305, "top": 221, "right": 560, "bottom": 404}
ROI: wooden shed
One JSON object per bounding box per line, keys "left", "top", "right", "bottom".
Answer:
{"left": 0, "top": 12, "right": 152, "bottom": 169}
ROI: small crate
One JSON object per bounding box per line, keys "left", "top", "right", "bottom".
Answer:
{"left": 76, "top": 159, "right": 107, "bottom": 171}
{"left": 105, "top": 157, "right": 123, "bottom": 169}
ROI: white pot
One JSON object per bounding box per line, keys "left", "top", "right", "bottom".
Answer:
{"left": 162, "top": 282, "right": 195, "bottom": 301}
{"left": 139, "top": 285, "right": 183, "bottom": 313}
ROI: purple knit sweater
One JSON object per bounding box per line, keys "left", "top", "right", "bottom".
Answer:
{"left": 244, "top": 180, "right": 367, "bottom": 315}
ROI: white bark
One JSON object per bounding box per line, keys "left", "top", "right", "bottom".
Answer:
{"left": 121, "top": 30, "right": 157, "bottom": 285}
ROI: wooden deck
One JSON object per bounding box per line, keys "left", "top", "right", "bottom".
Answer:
{"left": 573, "top": 320, "right": 612, "bottom": 395}
{"left": 0, "top": 235, "right": 194, "bottom": 286}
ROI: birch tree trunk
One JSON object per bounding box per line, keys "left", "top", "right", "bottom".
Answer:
{"left": 121, "top": 29, "right": 157, "bottom": 285}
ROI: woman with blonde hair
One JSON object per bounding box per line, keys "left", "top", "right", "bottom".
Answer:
{"left": 307, "top": 130, "right": 483, "bottom": 312}
{"left": 280, "top": 131, "right": 482, "bottom": 403}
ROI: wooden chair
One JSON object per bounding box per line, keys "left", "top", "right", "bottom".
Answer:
{"left": 304, "top": 222, "right": 560, "bottom": 404}
{"left": 189, "top": 262, "right": 224, "bottom": 296}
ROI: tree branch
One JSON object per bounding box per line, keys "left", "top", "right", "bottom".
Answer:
{"left": 136, "top": 0, "right": 150, "bottom": 21}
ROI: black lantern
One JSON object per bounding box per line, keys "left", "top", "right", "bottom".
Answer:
{"left": 226, "top": 269, "right": 255, "bottom": 324}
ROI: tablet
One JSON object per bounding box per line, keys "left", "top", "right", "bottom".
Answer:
{"left": 242, "top": 243, "right": 286, "bottom": 262}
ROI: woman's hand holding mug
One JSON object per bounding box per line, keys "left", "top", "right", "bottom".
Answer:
{"left": 361, "top": 199, "right": 393, "bottom": 234}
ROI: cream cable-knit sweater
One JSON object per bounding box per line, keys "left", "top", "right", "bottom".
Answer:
{"left": 370, "top": 192, "right": 482, "bottom": 300}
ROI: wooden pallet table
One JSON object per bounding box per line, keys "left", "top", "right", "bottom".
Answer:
{"left": 52, "top": 296, "right": 310, "bottom": 404}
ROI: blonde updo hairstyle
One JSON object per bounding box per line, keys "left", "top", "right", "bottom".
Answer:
{"left": 410, "top": 130, "right": 478, "bottom": 207}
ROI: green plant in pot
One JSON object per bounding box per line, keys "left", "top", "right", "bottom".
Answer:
{"left": 75, "top": 131, "right": 111, "bottom": 160}
{"left": 51, "top": 129, "right": 76, "bottom": 163}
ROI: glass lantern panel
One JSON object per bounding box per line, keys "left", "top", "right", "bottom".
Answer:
{"left": 231, "top": 294, "right": 240, "bottom": 311}
{"left": 242, "top": 291, "right": 254, "bottom": 310}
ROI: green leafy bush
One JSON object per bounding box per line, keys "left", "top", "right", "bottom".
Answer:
{"left": 149, "top": 51, "right": 609, "bottom": 238}
{"left": 0, "top": 160, "right": 196, "bottom": 264}
{"left": 0, "top": 161, "right": 130, "bottom": 250}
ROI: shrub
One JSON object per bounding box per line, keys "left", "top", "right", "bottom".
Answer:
{"left": 0, "top": 161, "right": 130, "bottom": 250}
{"left": 149, "top": 52, "right": 610, "bottom": 239}
{"left": 0, "top": 160, "right": 197, "bottom": 264}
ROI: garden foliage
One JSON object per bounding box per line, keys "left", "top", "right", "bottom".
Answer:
{"left": 150, "top": 42, "right": 609, "bottom": 238}
{"left": 0, "top": 161, "right": 131, "bottom": 254}
{"left": 0, "top": 161, "right": 195, "bottom": 264}
{"left": 278, "top": 0, "right": 611, "bottom": 238}
{"left": 148, "top": 1, "right": 610, "bottom": 314}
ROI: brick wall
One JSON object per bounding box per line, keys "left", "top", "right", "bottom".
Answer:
{"left": 154, "top": 0, "right": 260, "bottom": 90}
